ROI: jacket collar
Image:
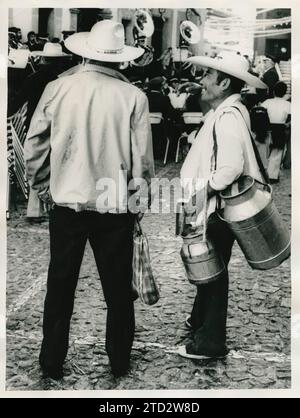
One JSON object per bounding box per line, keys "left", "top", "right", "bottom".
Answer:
{"left": 214, "top": 94, "right": 241, "bottom": 113}
{"left": 79, "top": 63, "right": 129, "bottom": 83}
{"left": 58, "top": 63, "right": 129, "bottom": 83}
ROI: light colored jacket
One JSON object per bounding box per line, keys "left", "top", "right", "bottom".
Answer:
{"left": 181, "top": 94, "right": 264, "bottom": 219}
{"left": 24, "top": 64, "right": 154, "bottom": 213}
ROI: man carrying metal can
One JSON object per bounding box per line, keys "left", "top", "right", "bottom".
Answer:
{"left": 177, "top": 51, "right": 267, "bottom": 359}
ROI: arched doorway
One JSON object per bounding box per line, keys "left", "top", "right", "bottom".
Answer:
{"left": 77, "top": 8, "right": 113, "bottom": 32}
{"left": 38, "top": 8, "right": 53, "bottom": 35}
{"left": 151, "top": 16, "right": 164, "bottom": 60}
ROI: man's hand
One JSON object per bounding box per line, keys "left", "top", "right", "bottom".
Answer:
{"left": 37, "top": 186, "right": 54, "bottom": 206}
{"left": 184, "top": 187, "right": 206, "bottom": 224}
{"left": 136, "top": 212, "right": 144, "bottom": 222}
{"left": 178, "top": 82, "right": 201, "bottom": 95}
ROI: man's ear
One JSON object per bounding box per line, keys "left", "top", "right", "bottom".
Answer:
{"left": 220, "top": 77, "right": 231, "bottom": 90}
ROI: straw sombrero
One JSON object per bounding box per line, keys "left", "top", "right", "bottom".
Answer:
{"left": 65, "top": 20, "right": 144, "bottom": 63}
{"left": 186, "top": 51, "right": 268, "bottom": 89}
{"left": 31, "top": 42, "right": 70, "bottom": 57}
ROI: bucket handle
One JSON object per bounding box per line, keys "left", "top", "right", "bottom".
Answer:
{"left": 216, "top": 177, "right": 273, "bottom": 223}
{"left": 254, "top": 178, "right": 273, "bottom": 196}
{"left": 186, "top": 181, "right": 209, "bottom": 257}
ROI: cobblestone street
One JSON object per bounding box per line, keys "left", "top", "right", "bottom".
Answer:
{"left": 6, "top": 161, "right": 291, "bottom": 391}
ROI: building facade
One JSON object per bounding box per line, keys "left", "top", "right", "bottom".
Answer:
{"left": 9, "top": 8, "right": 206, "bottom": 56}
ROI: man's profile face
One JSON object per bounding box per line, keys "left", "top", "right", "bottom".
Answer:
{"left": 263, "top": 58, "right": 274, "bottom": 71}
{"left": 29, "top": 33, "right": 36, "bottom": 42}
{"left": 199, "top": 67, "right": 223, "bottom": 103}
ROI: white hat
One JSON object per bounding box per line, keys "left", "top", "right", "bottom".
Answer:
{"left": 65, "top": 20, "right": 144, "bottom": 62}
{"left": 8, "top": 49, "right": 30, "bottom": 68}
{"left": 31, "top": 42, "right": 69, "bottom": 57}
{"left": 186, "top": 51, "right": 268, "bottom": 89}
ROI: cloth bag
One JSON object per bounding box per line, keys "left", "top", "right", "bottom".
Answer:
{"left": 132, "top": 219, "right": 160, "bottom": 305}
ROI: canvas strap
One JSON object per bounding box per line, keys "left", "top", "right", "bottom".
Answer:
{"left": 211, "top": 106, "right": 269, "bottom": 185}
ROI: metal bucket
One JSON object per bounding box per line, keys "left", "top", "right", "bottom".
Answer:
{"left": 219, "top": 176, "right": 290, "bottom": 270}
{"left": 179, "top": 182, "right": 225, "bottom": 285}
{"left": 180, "top": 233, "right": 226, "bottom": 285}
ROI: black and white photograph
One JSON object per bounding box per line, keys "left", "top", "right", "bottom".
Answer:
{"left": 1, "top": 1, "right": 300, "bottom": 397}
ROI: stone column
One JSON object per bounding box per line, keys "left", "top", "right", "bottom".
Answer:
{"left": 171, "top": 9, "right": 178, "bottom": 49}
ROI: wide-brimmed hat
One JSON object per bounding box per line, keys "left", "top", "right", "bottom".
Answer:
{"left": 186, "top": 51, "right": 267, "bottom": 89}
{"left": 148, "top": 76, "right": 165, "bottom": 90}
{"left": 31, "top": 42, "right": 69, "bottom": 57}
{"left": 65, "top": 20, "right": 144, "bottom": 62}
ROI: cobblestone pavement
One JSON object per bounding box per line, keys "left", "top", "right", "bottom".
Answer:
{"left": 6, "top": 161, "right": 291, "bottom": 391}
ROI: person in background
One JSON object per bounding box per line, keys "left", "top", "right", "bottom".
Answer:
{"left": 259, "top": 55, "right": 280, "bottom": 100}
{"left": 36, "top": 33, "right": 50, "bottom": 48}
{"left": 128, "top": 75, "right": 144, "bottom": 90}
{"left": 168, "top": 78, "right": 189, "bottom": 110}
{"left": 146, "top": 76, "right": 176, "bottom": 159}
{"left": 25, "top": 31, "right": 41, "bottom": 51}
{"left": 8, "top": 27, "right": 26, "bottom": 49}
{"left": 60, "top": 30, "right": 75, "bottom": 54}
{"left": 147, "top": 76, "right": 175, "bottom": 120}
{"left": 261, "top": 81, "right": 291, "bottom": 183}
{"left": 9, "top": 42, "right": 74, "bottom": 223}
{"left": 169, "top": 77, "right": 180, "bottom": 94}
{"left": 24, "top": 20, "right": 154, "bottom": 380}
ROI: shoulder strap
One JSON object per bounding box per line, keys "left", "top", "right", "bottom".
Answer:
{"left": 213, "top": 105, "right": 269, "bottom": 183}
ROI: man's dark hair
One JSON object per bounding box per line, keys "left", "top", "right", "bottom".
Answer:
{"left": 85, "top": 58, "right": 120, "bottom": 70}
{"left": 27, "top": 31, "right": 35, "bottom": 39}
{"left": 216, "top": 70, "right": 245, "bottom": 94}
{"left": 274, "top": 81, "right": 287, "bottom": 98}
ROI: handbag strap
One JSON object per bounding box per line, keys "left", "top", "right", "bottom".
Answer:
{"left": 134, "top": 218, "right": 143, "bottom": 235}
{"left": 228, "top": 105, "right": 269, "bottom": 183}
{"left": 211, "top": 105, "right": 269, "bottom": 184}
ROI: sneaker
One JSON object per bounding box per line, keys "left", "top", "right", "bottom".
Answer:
{"left": 185, "top": 316, "right": 193, "bottom": 330}
{"left": 177, "top": 345, "right": 228, "bottom": 360}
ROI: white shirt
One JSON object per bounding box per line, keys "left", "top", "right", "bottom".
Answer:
{"left": 261, "top": 97, "right": 291, "bottom": 124}
{"left": 181, "top": 94, "right": 263, "bottom": 219}
{"left": 168, "top": 91, "right": 189, "bottom": 109}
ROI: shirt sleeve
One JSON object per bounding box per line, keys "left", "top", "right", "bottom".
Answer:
{"left": 24, "top": 82, "right": 53, "bottom": 191}
{"left": 130, "top": 91, "right": 155, "bottom": 184}
{"left": 209, "top": 111, "right": 244, "bottom": 191}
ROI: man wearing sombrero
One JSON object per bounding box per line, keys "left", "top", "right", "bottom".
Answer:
{"left": 24, "top": 20, "right": 154, "bottom": 379}
{"left": 178, "top": 51, "right": 267, "bottom": 359}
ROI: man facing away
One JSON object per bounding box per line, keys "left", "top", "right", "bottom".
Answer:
{"left": 24, "top": 20, "right": 154, "bottom": 379}
{"left": 261, "top": 81, "right": 291, "bottom": 183}
{"left": 177, "top": 52, "right": 267, "bottom": 359}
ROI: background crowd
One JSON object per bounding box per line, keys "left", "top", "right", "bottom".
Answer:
{"left": 7, "top": 24, "right": 291, "bottom": 222}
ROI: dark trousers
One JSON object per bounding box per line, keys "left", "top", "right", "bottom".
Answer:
{"left": 189, "top": 214, "right": 235, "bottom": 354}
{"left": 39, "top": 206, "right": 135, "bottom": 373}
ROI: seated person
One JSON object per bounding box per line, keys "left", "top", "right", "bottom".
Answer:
{"left": 147, "top": 76, "right": 175, "bottom": 120}
{"left": 147, "top": 77, "right": 181, "bottom": 159}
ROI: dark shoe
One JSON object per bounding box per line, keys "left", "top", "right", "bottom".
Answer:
{"left": 41, "top": 365, "right": 64, "bottom": 380}
{"left": 40, "top": 359, "right": 64, "bottom": 380}
{"left": 177, "top": 345, "right": 228, "bottom": 360}
{"left": 111, "top": 366, "right": 129, "bottom": 378}
{"left": 269, "top": 179, "right": 279, "bottom": 184}
{"left": 26, "top": 216, "right": 47, "bottom": 224}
